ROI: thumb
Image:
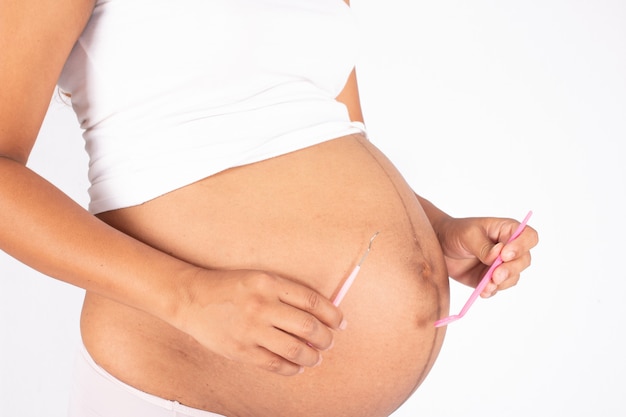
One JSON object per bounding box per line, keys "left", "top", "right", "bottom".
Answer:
{"left": 475, "top": 239, "right": 504, "bottom": 267}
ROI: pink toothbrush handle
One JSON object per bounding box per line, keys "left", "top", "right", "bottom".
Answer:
{"left": 434, "top": 211, "right": 533, "bottom": 327}
{"left": 333, "top": 265, "right": 360, "bottom": 306}
{"left": 456, "top": 210, "right": 533, "bottom": 316}
{"left": 457, "top": 257, "right": 503, "bottom": 317}
{"left": 332, "top": 232, "right": 379, "bottom": 307}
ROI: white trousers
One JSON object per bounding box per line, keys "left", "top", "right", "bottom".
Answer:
{"left": 68, "top": 344, "right": 226, "bottom": 417}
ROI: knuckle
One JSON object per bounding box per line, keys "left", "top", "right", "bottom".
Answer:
{"left": 242, "top": 295, "right": 264, "bottom": 316}
{"left": 265, "top": 356, "right": 285, "bottom": 373}
{"left": 226, "top": 340, "right": 247, "bottom": 361}
{"left": 529, "top": 228, "right": 539, "bottom": 245}
{"left": 480, "top": 243, "right": 492, "bottom": 261}
{"left": 284, "top": 341, "right": 304, "bottom": 361}
{"left": 300, "top": 315, "right": 318, "bottom": 336}
{"left": 305, "top": 290, "right": 321, "bottom": 311}
{"left": 253, "top": 272, "right": 278, "bottom": 292}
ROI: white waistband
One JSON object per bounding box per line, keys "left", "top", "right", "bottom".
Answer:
{"left": 74, "top": 344, "right": 225, "bottom": 417}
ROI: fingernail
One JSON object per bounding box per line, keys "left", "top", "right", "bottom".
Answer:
{"left": 339, "top": 319, "right": 348, "bottom": 330}
{"left": 315, "top": 355, "right": 323, "bottom": 367}
{"left": 502, "top": 250, "right": 515, "bottom": 262}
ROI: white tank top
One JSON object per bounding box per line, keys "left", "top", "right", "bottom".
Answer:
{"left": 58, "top": 0, "right": 364, "bottom": 214}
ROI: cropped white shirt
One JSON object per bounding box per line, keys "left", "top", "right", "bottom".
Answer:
{"left": 58, "top": 0, "right": 364, "bottom": 214}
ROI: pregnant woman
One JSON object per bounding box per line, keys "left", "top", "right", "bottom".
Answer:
{"left": 0, "top": 0, "right": 537, "bottom": 416}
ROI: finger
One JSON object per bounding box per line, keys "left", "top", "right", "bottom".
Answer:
{"left": 278, "top": 280, "right": 345, "bottom": 330}
{"left": 272, "top": 303, "right": 334, "bottom": 350}
{"left": 501, "top": 226, "right": 539, "bottom": 262}
{"left": 260, "top": 326, "right": 323, "bottom": 369}
{"left": 248, "top": 345, "right": 305, "bottom": 376}
{"left": 480, "top": 248, "right": 528, "bottom": 298}
{"left": 464, "top": 225, "right": 503, "bottom": 266}
{"left": 481, "top": 281, "right": 498, "bottom": 298}
{"left": 493, "top": 252, "right": 532, "bottom": 289}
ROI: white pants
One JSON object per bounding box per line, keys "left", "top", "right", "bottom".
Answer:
{"left": 68, "top": 344, "right": 226, "bottom": 417}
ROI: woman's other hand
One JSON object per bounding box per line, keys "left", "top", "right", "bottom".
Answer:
{"left": 435, "top": 216, "right": 539, "bottom": 298}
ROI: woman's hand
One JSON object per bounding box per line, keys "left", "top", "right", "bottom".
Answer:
{"left": 174, "top": 269, "right": 345, "bottom": 376}
{"left": 435, "top": 216, "right": 539, "bottom": 297}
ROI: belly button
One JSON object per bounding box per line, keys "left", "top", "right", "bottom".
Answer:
{"left": 414, "top": 260, "right": 434, "bottom": 281}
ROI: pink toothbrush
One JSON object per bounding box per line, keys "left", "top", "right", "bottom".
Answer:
{"left": 333, "top": 232, "right": 380, "bottom": 306}
{"left": 434, "top": 211, "right": 533, "bottom": 327}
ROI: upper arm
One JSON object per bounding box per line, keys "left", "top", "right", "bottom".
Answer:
{"left": 335, "top": 0, "right": 365, "bottom": 124}
{"left": 0, "top": 0, "right": 95, "bottom": 164}
{"left": 336, "top": 68, "right": 365, "bottom": 124}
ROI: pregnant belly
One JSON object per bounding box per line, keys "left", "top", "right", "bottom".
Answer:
{"left": 86, "top": 134, "right": 450, "bottom": 417}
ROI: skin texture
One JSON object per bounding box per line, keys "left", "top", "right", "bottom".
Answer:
{"left": 0, "top": 0, "right": 538, "bottom": 416}
{"left": 91, "top": 133, "right": 450, "bottom": 417}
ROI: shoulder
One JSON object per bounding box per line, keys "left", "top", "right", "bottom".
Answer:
{"left": 0, "top": 0, "right": 95, "bottom": 163}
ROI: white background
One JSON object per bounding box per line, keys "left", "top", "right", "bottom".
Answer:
{"left": 1, "top": 1, "right": 625, "bottom": 416}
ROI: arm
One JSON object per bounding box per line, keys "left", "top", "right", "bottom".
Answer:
{"left": 335, "top": 19, "right": 538, "bottom": 296}
{"left": 0, "top": 0, "right": 342, "bottom": 376}
{"left": 417, "top": 195, "right": 538, "bottom": 297}
{"left": 336, "top": 69, "right": 365, "bottom": 124}
{"left": 0, "top": 0, "right": 190, "bottom": 332}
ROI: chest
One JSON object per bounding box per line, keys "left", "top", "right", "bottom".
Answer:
{"left": 72, "top": 0, "right": 359, "bottom": 97}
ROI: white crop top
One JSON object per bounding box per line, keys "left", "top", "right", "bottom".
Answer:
{"left": 58, "top": 0, "right": 364, "bottom": 214}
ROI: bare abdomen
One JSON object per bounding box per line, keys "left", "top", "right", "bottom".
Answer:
{"left": 84, "top": 134, "right": 450, "bottom": 417}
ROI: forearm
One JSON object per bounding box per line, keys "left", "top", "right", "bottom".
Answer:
{"left": 415, "top": 193, "right": 452, "bottom": 238}
{"left": 0, "top": 156, "right": 197, "bottom": 325}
